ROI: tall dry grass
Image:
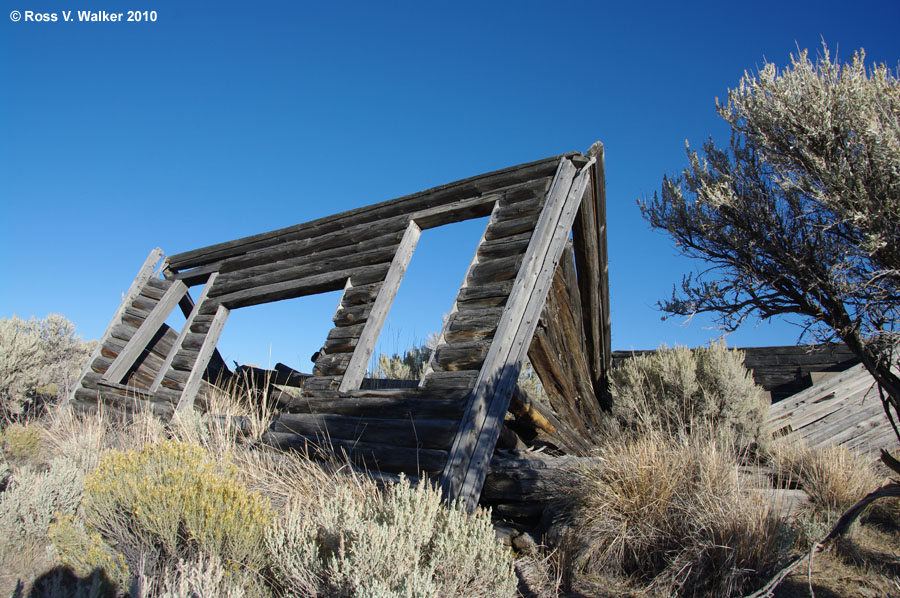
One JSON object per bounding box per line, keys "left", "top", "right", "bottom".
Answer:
{"left": 558, "top": 431, "right": 791, "bottom": 597}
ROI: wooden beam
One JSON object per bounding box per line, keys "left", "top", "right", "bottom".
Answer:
{"left": 339, "top": 222, "right": 422, "bottom": 391}
{"left": 68, "top": 249, "right": 165, "bottom": 403}
{"left": 271, "top": 413, "right": 459, "bottom": 450}
{"left": 103, "top": 280, "right": 188, "bottom": 384}
{"left": 441, "top": 157, "right": 594, "bottom": 511}
{"left": 150, "top": 273, "right": 218, "bottom": 393}
{"left": 591, "top": 144, "right": 612, "bottom": 382}
{"left": 176, "top": 303, "right": 229, "bottom": 412}
{"left": 571, "top": 141, "right": 611, "bottom": 407}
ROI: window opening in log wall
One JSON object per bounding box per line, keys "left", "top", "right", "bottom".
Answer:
{"left": 367, "top": 215, "right": 491, "bottom": 381}
{"left": 214, "top": 289, "right": 345, "bottom": 373}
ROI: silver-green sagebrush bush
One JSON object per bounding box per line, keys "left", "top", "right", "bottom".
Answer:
{"left": 610, "top": 341, "right": 769, "bottom": 451}
{"left": 0, "top": 314, "right": 94, "bottom": 419}
{"left": 267, "top": 476, "right": 517, "bottom": 598}
{"left": 640, "top": 42, "right": 900, "bottom": 444}
{"left": 0, "top": 455, "right": 83, "bottom": 547}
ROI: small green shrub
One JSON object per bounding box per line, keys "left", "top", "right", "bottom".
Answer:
{"left": 371, "top": 344, "right": 433, "bottom": 380}
{"left": 266, "top": 476, "right": 517, "bottom": 598}
{"left": 0, "top": 314, "right": 94, "bottom": 420}
{"left": 2, "top": 421, "right": 44, "bottom": 460}
{"left": 72, "top": 439, "right": 272, "bottom": 592}
{"left": 610, "top": 341, "right": 769, "bottom": 451}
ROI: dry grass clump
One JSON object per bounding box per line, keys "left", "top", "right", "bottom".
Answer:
{"left": 559, "top": 432, "right": 791, "bottom": 597}
{"left": 610, "top": 342, "right": 769, "bottom": 453}
{"left": 768, "top": 440, "right": 886, "bottom": 515}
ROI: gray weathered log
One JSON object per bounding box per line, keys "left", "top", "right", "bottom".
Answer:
{"left": 204, "top": 263, "right": 390, "bottom": 312}
{"left": 262, "top": 431, "right": 448, "bottom": 474}
{"left": 271, "top": 413, "right": 458, "bottom": 450}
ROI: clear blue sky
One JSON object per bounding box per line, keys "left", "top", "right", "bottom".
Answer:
{"left": 3, "top": 1, "right": 900, "bottom": 372}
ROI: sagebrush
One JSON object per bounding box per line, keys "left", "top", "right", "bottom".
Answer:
{"left": 609, "top": 341, "right": 769, "bottom": 451}
{"left": 0, "top": 314, "right": 94, "bottom": 420}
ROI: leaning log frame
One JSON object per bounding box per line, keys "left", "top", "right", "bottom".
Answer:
{"left": 68, "top": 147, "right": 611, "bottom": 511}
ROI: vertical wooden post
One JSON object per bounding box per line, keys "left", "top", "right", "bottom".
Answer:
{"left": 572, "top": 142, "right": 612, "bottom": 408}
{"left": 67, "top": 248, "right": 164, "bottom": 403}
{"left": 339, "top": 221, "right": 422, "bottom": 392}
{"left": 176, "top": 303, "right": 230, "bottom": 413}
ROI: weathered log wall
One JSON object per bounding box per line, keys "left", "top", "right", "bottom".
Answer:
{"left": 70, "top": 148, "right": 612, "bottom": 511}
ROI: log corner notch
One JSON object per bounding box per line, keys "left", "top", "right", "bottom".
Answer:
{"left": 68, "top": 144, "right": 611, "bottom": 512}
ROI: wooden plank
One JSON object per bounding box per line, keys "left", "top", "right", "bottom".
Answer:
{"left": 68, "top": 249, "right": 165, "bottom": 404}
{"left": 469, "top": 254, "right": 522, "bottom": 284}
{"left": 769, "top": 364, "right": 870, "bottom": 418}
{"left": 420, "top": 371, "right": 480, "bottom": 395}
{"left": 591, "top": 146, "right": 612, "bottom": 382}
{"left": 341, "top": 282, "right": 383, "bottom": 306}
{"left": 456, "top": 281, "right": 515, "bottom": 306}
{"left": 313, "top": 352, "right": 353, "bottom": 376}
{"left": 433, "top": 341, "right": 491, "bottom": 372}
{"left": 572, "top": 151, "right": 604, "bottom": 398}
{"left": 167, "top": 155, "right": 571, "bottom": 271}
{"left": 176, "top": 303, "right": 229, "bottom": 412}
{"left": 441, "top": 157, "right": 593, "bottom": 510}
{"left": 476, "top": 233, "right": 533, "bottom": 260}
{"left": 103, "top": 280, "right": 188, "bottom": 384}
{"left": 333, "top": 302, "right": 373, "bottom": 327}
{"left": 410, "top": 192, "right": 498, "bottom": 229}
{"left": 508, "top": 386, "right": 593, "bottom": 456}
{"left": 173, "top": 278, "right": 229, "bottom": 381}
{"left": 483, "top": 214, "right": 540, "bottom": 241}
{"left": 339, "top": 222, "right": 422, "bottom": 392}
{"left": 528, "top": 244, "right": 607, "bottom": 436}
{"left": 150, "top": 274, "right": 218, "bottom": 393}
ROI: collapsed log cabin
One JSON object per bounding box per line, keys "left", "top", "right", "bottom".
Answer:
{"left": 69, "top": 144, "right": 612, "bottom": 511}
